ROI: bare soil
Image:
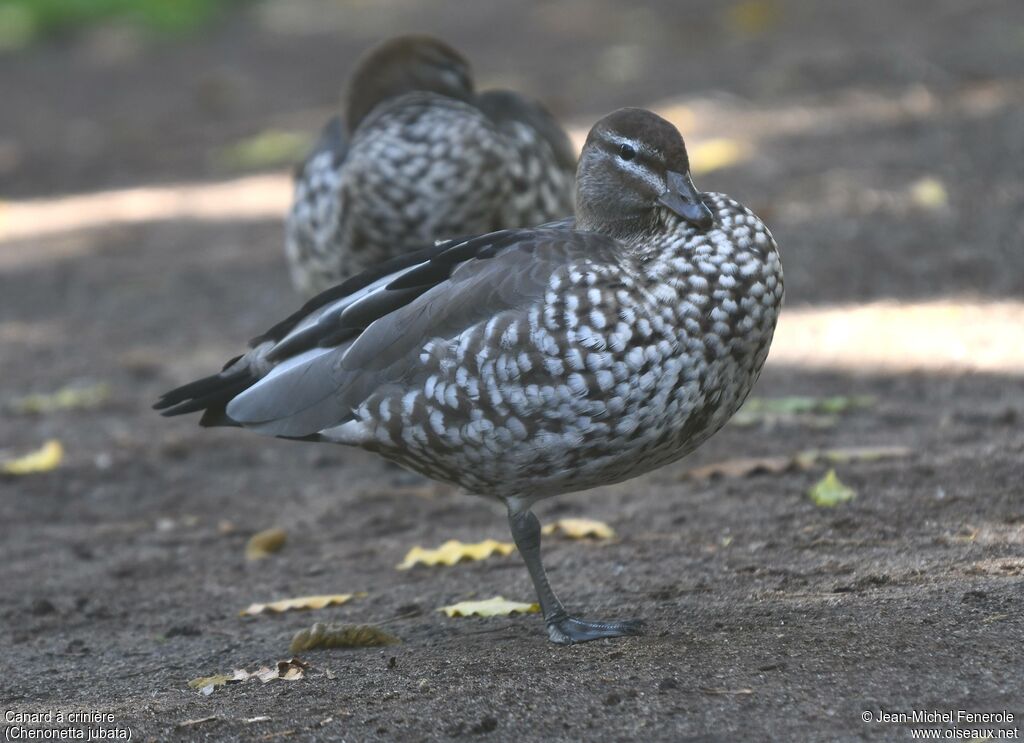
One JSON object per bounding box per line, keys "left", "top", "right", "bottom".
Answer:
{"left": 1, "top": 1, "right": 1022, "bottom": 740}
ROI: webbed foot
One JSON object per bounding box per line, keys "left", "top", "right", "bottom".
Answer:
{"left": 546, "top": 615, "right": 644, "bottom": 645}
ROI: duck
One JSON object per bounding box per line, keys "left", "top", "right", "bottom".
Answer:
{"left": 156, "top": 108, "right": 784, "bottom": 644}
{"left": 286, "top": 34, "right": 577, "bottom": 297}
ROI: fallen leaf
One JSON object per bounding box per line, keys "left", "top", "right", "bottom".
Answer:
{"left": 725, "top": 0, "right": 780, "bottom": 36}
{"left": 439, "top": 596, "right": 540, "bottom": 618}
{"left": 689, "top": 138, "right": 749, "bottom": 175}
{"left": 290, "top": 622, "right": 400, "bottom": 653}
{"left": 189, "top": 660, "right": 309, "bottom": 694}
{"left": 811, "top": 445, "right": 912, "bottom": 466}
{"left": 9, "top": 383, "right": 110, "bottom": 414}
{"left": 188, "top": 674, "right": 235, "bottom": 690}
{"left": 733, "top": 395, "right": 874, "bottom": 427}
{"left": 700, "top": 687, "right": 754, "bottom": 695}
{"left": 188, "top": 669, "right": 249, "bottom": 694}
{"left": 542, "top": 518, "right": 616, "bottom": 540}
{"left": 687, "top": 445, "right": 911, "bottom": 480}
{"left": 808, "top": 469, "right": 856, "bottom": 507}
{"left": 1, "top": 439, "right": 63, "bottom": 475}
{"left": 240, "top": 594, "right": 359, "bottom": 616}
{"left": 908, "top": 176, "right": 948, "bottom": 210}
{"left": 396, "top": 539, "right": 515, "bottom": 569}
{"left": 687, "top": 455, "right": 796, "bottom": 480}
{"left": 217, "top": 129, "right": 311, "bottom": 171}
{"left": 246, "top": 527, "right": 287, "bottom": 560}
{"left": 278, "top": 658, "right": 308, "bottom": 680}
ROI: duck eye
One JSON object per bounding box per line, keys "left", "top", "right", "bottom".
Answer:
{"left": 618, "top": 144, "right": 636, "bottom": 161}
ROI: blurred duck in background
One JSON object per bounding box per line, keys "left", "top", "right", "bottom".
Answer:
{"left": 286, "top": 34, "right": 577, "bottom": 296}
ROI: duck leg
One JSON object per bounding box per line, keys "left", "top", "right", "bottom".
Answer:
{"left": 507, "top": 506, "right": 643, "bottom": 644}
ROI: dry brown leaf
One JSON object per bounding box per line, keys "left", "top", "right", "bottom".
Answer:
{"left": 542, "top": 518, "right": 616, "bottom": 540}
{"left": 439, "top": 596, "right": 540, "bottom": 618}
{"left": 240, "top": 594, "right": 360, "bottom": 616}
{"left": 686, "top": 455, "right": 796, "bottom": 480}
{"left": 245, "top": 527, "right": 287, "bottom": 560}
{"left": 189, "top": 660, "right": 308, "bottom": 695}
{"left": 290, "top": 622, "right": 400, "bottom": 653}
{"left": 1, "top": 439, "right": 63, "bottom": 475}
{"left": 396, "top": 539, "right": 515, "bottom": 569}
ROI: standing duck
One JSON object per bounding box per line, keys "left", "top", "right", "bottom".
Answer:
{"left": 286, "top": 34, "right": 577, "bottom": 297}
{"left": 157, "top": 108, "right": 784, "bottom": 644}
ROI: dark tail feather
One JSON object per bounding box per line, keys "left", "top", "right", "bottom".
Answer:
{"left": 153, "top": 366, "right": 254, "bottom": 423}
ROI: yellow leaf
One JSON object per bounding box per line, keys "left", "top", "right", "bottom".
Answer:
{"left": 689, "top": 138, "right": 749, "bottom": 175}
{"left": 439, "top": 596, "right": 540, "bottom": 618}
{"left": 188, "top": 673, "right": 235, "bottom": 690}
{"left": 908, "top": 176, "right": 948, "bottom": 210}
{"left": 9, "top": 383, "right": 110, "bottom": 414}
{"left": 396, "top": 538, "right": 515, "bottom": 569}
{"left": 686, "top": 445, "right": 911, "bottom": 480}
{"left": 726, "top": 0, "right": 781, "bottom": 36}
{"left": 216, "top": 129, "right": 311, "bottom": 172}
{"left": 1, "top": 439, "right": 63, "bottom": 475}
{"left": 290, "top": 622, "right": 400, "bottom": 652}
{"left": 245, "top": 527, "right": 287, "bottom": 560}
{"left": 240, "top": 593, "right": 359, "bottom": 616}
{"left": 808, "top": 469, "right": 856, "bottom": 507}
{"left": 542, "top": 518, "right": 616, "bottom": 540}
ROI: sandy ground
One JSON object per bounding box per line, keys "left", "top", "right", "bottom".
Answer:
{"left": 1, "top": 1, "right": 1022, "bottom": 740}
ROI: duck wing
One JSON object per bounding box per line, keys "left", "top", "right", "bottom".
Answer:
{"left": 156, "top": 226, "right": 620, "bottom": 439}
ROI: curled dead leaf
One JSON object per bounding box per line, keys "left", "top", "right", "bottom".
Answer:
{"left": 439, "top": 596, "right": 540, "bottom": 618}
{"left": 188, "top": 659, "right": 308, "bottom": 694}
{"left": 542, "top": 518, "right": 616, "bottom": 540}
{"left": 290, "top": 622, "right": 400, "bottom": 653}
{"left": 241, "top": 593, "right": 360, "bottom": 616}
{"left": 1, "top": 439, "right": 63, "bottom": 475}
{"left": 245, "top": 527, "right": 287, "bottom": 560}
{"left": 396, "top": 538, "right": 515, "bottom": 569}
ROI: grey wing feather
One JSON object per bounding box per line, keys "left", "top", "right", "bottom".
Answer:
{"left": 227, "top": 231, "right": 620, "bottom": 438}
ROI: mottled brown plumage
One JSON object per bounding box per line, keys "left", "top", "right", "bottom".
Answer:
{"left": 286, "top": 35, "right": 576, "bottom": 296}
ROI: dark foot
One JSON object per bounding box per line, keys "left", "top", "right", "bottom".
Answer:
{"left": 546, "top": 615, "right": 644, "bottom": 645}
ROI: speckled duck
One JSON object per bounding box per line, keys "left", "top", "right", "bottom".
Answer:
{"left": 286, "top": 34, "right": 577, "bottom": 296}
{"left": 157, "top": 108, "right": 784, "bottom": 644}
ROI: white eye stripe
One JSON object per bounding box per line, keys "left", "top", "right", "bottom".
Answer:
{"left": 615, "top": 156, "right": 664, "bottom": 190}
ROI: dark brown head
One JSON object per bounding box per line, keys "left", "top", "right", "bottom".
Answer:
{"left": 575, "top": 108, "right": 714, "bottom": 237}
{"left": 344, "top": 35, "right": 475, "bottom": 132}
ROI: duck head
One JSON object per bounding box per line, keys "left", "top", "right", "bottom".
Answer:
{"left": 575, "top": 108, "right": 714, "bottom": 238}
{"left": 345, "top": 35, "right": 475, "bottom": 131}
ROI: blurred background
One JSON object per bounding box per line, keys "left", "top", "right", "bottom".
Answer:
{"left": 1, "top": 0, "right": 1022, "bottom": 738}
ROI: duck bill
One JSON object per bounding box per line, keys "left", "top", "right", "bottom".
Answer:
{"left": 659, "top": 171, "right": 714, "bottom": 230}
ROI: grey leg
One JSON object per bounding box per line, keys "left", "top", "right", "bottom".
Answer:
{"left": 507, "top": 507, "right": 643, "bottom": 645}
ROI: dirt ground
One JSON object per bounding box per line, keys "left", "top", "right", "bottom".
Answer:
{"left": 2, "top": 1, "right": 1023, "bottom": 740}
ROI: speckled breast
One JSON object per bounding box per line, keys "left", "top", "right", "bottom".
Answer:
{"left": 361, "top": 193, "right": 783, "bottom": 500}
